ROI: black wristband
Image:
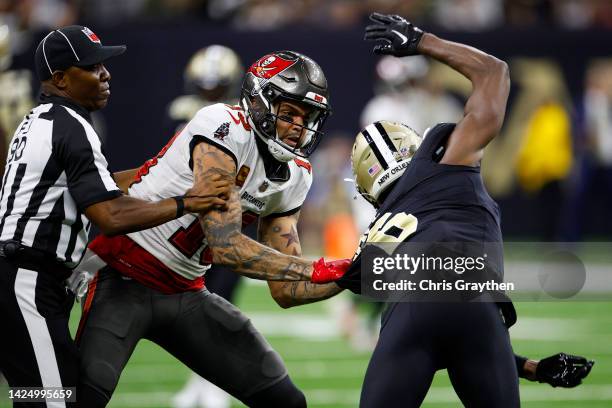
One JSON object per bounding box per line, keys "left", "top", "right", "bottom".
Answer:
{"left": 173, "top": 196, "right": 185, "bottom": 218}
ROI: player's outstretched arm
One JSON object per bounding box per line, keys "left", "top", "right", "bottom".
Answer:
{"left": 258, "top": 213, "right": 345, "bottom": 308}
{"left": 365, "top": 13, "right": 510, "bottom": 166}
{"left": 195, "top": 142, "right": 348, "bottom": 282}
{"left": 517, "top": 353, "right": 594, "bottom": 388}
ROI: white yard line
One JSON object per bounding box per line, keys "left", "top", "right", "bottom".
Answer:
{"left": 106, "top": 384, "right": 612, "bottom": 407}
{"left": 119, "top": 360, "right": 368, "bottom": 383}
{"left": 247, "top": 311, "right": 600, "bottom": 342}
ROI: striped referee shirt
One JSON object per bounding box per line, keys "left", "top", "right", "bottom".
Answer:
{"left": 0, "top": 94, "right": 121, "bottom": 268}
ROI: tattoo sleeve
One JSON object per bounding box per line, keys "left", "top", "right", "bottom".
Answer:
{"left": 259, "top": 213, "right": 343, "bottom": 308}
{"left": 194, "top": 142, "right": 314, "bottom": 281}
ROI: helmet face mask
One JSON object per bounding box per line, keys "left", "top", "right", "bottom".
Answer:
{"left": 351, "top": 121, "right": 422, "bottom": 206}
{"left": 241, "top": 51, "right": 331, "bottom": 162}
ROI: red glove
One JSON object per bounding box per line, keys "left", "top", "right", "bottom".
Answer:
{"left": 311, "top": 258, "right": 351, "bottom": 283}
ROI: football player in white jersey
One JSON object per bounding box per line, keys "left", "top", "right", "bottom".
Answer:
{"left": 74, "top": 51, "right": 348, "bottom": 408}
{"left": 165, "top": 44, "right": 245, "bottom": 408}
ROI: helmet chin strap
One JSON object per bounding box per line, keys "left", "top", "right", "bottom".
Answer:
{"left": 267, "top": 138, "right": 296, "bottom": 162}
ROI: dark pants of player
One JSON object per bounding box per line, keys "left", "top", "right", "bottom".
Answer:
{"left": 360, "top": 301, "right": 519, "bottom": 408}
{"left": 0, "top": 256, "right": 78, "bottom": 408}
{"left": 76, "top": 267, "right": 305, "bottom": 408}
{"left": 205, "top": 263, "right": 242, "bottom": 303}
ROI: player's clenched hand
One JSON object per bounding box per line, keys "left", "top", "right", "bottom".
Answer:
{"left": 184, "top": 173, "right": 232, "bottom": 213}
{"left": 536, "top": 353, "right": 594, "bottom": 388}
{"left": 311, "top": 258, "right": 351, "bottom": 283}
{"left": 365, "top": 12, "right": 424, "bottom": 57}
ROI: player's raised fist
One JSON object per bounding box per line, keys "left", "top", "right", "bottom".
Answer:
{"left": 184, "top": 173, "right": 232, "bottom": 213}
{"left": 365, "top": 12, "right": 424, "bottom": 57}
{"left": 311, "top": 258, "right": 351, "bottom": 283}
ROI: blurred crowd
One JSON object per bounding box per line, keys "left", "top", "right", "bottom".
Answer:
{"left": 0, "top": 0, "right": 610, "bottom": 252}
{"left": 2, "top": 0, "right": 612, "bottom": 33}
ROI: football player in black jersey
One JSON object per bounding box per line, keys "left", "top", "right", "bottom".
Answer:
{"left": 268, "top": 13, "right": 594, "bottom": 407}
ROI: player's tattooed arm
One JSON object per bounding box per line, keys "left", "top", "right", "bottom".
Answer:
{"left": 194, "top": 142, "right": 314, "bottom": 281}
{"left": 417, "top": 32, "right": 510, "bottom": 166}
{"left": 259, "top": 213, "right": 344, "bottom": 308}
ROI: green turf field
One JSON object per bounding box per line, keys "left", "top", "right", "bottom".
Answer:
{"left": 2, "top": 280, "right": 611, "bottom": 407}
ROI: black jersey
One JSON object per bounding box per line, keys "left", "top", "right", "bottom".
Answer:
{"left": 338, "top": 123, "right": 503, "bottom": 294}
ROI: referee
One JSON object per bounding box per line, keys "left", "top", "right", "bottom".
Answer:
{"left": 0, "top": 25, "right": 229, "bottom": 407}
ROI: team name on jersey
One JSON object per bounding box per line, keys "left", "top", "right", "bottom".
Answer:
{"left": 241, "top": 191, "right": 265, "bottom": 209}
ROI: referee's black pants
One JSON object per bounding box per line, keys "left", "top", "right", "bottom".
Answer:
{"left": 0, "top": 257, "right": 78, "bottom": 407}
{"left": 360, "top": 301, "right": 520, "bottom": 408}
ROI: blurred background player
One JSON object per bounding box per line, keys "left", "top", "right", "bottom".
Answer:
{"left": 168, "top": 44, "right": 244, "bottom": 408}
{"left": 0, "top": 24, "right": 34, "bottom": 177}
{"left": 360, "top": 54, "right": 462, "bottom": 133}
{"left": 166, "top": 45, "right": 243, "bottom": 134}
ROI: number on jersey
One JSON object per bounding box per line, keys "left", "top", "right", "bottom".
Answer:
{"left": 353, "top": 212, "right": 418, "bottom": 260}
{"left": 167, "top": 211, "right": 259, "bottom": 266}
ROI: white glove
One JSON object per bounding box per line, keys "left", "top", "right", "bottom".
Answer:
{"left": 66, "top": 249, "right": 107, "bottom": 301}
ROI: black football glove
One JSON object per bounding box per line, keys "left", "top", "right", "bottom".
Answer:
{"left": 364, "top": 13, "right": 424, "bottom": 57}
{"left": 536, "top": 353, "right": 594, "bottom": 388}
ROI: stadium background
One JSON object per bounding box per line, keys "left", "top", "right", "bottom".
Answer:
{"left": 1, "top": 0, "right": 611, "bottom": 407}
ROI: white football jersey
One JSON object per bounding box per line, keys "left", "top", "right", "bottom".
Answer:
{"left": 126, "top": 103, "right": 313, "bottom": 280}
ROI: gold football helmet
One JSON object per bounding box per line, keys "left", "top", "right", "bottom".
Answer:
{"left": 351, "top": 121, "right": 421, "bottom": 206}
{"left": 184, "top": 45, "right": 243, "bottom": 96}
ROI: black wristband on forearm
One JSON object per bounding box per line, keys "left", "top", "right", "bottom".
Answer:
{"left": 173, "top": 196, "right": 185, "bottom": 218}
